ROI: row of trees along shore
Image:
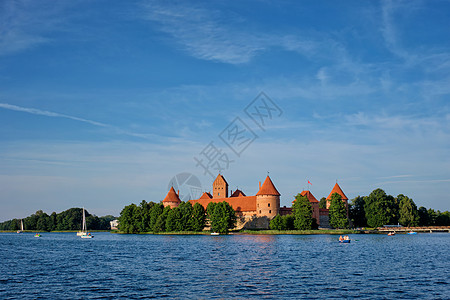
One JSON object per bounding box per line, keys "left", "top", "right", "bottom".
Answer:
{"left": 347, "top": 188, "right": 450, "bottom": 228}
{"left": 0, "top": 208, "right": 115, "bottom": 231}
{"left": 118, "top": 200, "right": 237, "bottom": 234}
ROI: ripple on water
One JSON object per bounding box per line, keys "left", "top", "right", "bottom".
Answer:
{"left": 0, "top": 233, "right": 449, "bottom": 299}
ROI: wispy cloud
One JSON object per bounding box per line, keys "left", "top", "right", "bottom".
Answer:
{"left": 0, "top": 0, "right": 70, "bottom": 56}
{"left": 140, "top": 1, "right": 321, "bottom": 64}
{"left": 0, "top": 103, "right": 154, "bottom": 140}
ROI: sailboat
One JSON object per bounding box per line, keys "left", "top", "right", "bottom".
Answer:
{"left": 79, "top": 207, "right": 94, "bottom": 239}
{"left": 17, "top": 219, "right": 24, "bottom": 233}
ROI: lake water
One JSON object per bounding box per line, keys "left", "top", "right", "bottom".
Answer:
{"left": 1, "top": 232, "right": 449, "bottom": 299}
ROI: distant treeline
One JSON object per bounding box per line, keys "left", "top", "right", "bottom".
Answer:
{"left": 345, "top": 188, "right": 450, "bottom": 228}
{"left": 119, "top": 200, "right": 236, "bottom": 234}
{"left": 0, "top": 208, "right": 115, "bottom": 231}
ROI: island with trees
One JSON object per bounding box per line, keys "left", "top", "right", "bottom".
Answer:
{"left": 0, "top": 208, "right": 115, "bottom": 232}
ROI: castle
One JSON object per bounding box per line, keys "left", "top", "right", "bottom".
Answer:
{"left": 162, "top": 174, "right": 348, "bottom": 228}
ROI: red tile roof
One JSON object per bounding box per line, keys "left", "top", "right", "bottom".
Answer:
{"left": 190, "top": 196, "right": 256, "bottom": 212}
{"left": 163, "top": 187, "right": 181, "bottom": 204}
{"left": 230, "top": 189, "right": 246, "bottom": 197}
{"left": 213, "top": 174, "right": 228, "bottom": 185}
{"left": 326, "top": 183, "right": 348, "bottom": 200}
{"left": 256, "top": 176, "right": 280, "bottom": 196}
{"left": 300, "top": 190, "right": 319, "bottom": 203}
{"left": 199, "top": 192, "right": 212, "bottom": 199}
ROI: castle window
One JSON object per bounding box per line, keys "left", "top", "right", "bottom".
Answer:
{"left": 268, "top": 203, "right": 270, "bottom": 207}
{"left": 269, "top": 210, "right": 271, "bottom": 214}
{"left": 259, "top": 210, "right": 261, "bottom": 214}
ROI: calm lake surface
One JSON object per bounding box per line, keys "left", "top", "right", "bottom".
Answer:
{"left": 1, "top": 232, "right": 449, "bottom": 299}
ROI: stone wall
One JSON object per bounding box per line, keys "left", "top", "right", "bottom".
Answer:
{"left": 235, "top": 216, "right": 271, "bottom": 230}
{"left": 319, "top": 215, "right": 331, "bottom": 228}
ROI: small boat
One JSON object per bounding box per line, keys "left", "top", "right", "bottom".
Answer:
{"left": 339, "top": 239, "right": 350, "bottom": 243}
{"left": 79, "top": 207, "right": 94, "bottom": 239}
{"left": 34, "top": 233, "right": 41, "bottom": 238}
{"left": 407, "top": 231, "right": 417, "bottom": 235}
{"left": 17, "top": 219, "right": 24, "bottom": 234}
{"left": 81, "top": 232, "right": 93, "bottom": 239}
{"left": 388, "top": 232, "right": 395, "bottom": 236}
{"left": 211, "top": 232, "right": 219, "bottom": 236}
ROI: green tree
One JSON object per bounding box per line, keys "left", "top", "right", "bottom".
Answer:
{"left": 165, "top": 207, "right": 180, "bottom": 232}
{"left": 149, "top": 203, "right": 164, "bottom": 231}
{"left": 154, "top": 206, "right": 171, "bottom": 232}
{"left": 138, "top": 200, "right": 153, "bottom": 232}
{"left": 282, "top": 215, "right": 295, "bottom": 230}
{"left": 427, "top": 208, "right": 438, "bottom": 225}
{"left": 269, "top": 215, "right": 283, "bottom": 230}
{"left": 319, "top": 197, "right": 327, "bottom": 209}
{"left": 364, "top": 189, "right": 399, "bottom": 228}
{"left": 36, "top": 213, "right": 51, "bottom": 231}
{"left": 397, "top": 194, "right": 419, "bottom": 227}
{"left": 207, "top": 202, "right": 236, "bottom": 234}
{"left": 118, "top": 204, "right": 139, "bottom": 233}
{"left": 349, "top": 196, "right": 367, "bottom": 228}
{"left": 292, "top": 194, "right": 313, "bottom": 230}
{"left": 178, "top": 202, "right": 194, "bottom": 231}
{"left": 436, "top": 211, "right": 450, "bottom": 226}
{"left": 328, "top": 193, "right": 349, "bottom": 228}
{"left": 418, "top": 206, "right": 429, "bottom": 226}
{"left": 191, "top": 203, "right": 206, "bottom": 231}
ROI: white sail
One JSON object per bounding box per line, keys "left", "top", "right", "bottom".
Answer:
{"left": 17, "top": 219, "right": 24, "bottom": 233}
{"left": 82, "top": 207, "right": 86, "bottom": 232}
{"left": 77, "top": 208, "right": 87, "bottom": 236}
{"left": 80, "top": 207, "right": 93, "bottom": 238}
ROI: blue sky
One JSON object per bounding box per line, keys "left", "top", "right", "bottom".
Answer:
{"left": 1, "top": 0, "right": 449, "bottom": 221}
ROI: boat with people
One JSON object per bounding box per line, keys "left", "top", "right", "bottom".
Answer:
{"left": 339, "top": 235, "right": 351, "bottom": 243}
{"left": 34, "top": 233, "right": 41, "bottom": 238}
{"left": 407, "top": 231, "right": 417, "bottom": 235}
{"left": 388, "top": 232, "right": 395, "bottom": 236}
{"left": 79, "top": 207, "right": 94, "bottom": 239}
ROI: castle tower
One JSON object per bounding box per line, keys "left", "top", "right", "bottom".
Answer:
{"left": 326, "top": 182, "right": 348, "bottom": 215}
{"left": 162, "top": 187, "right": 181, "bottom": 208}
{"left": 300, "top": 190, "right": 320, "bottom": 224}
{"left": 213, "top": 174, "right": 228, "bottom": 199}
{"left": 256, "top": 175, "right": 280, "bottom": 218}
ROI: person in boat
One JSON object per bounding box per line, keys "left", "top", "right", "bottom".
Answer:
{"left": 344, "top": 235, "right": 349, "bottom": 240}
{"left": 339, "top": 235, "right": 344, "bottom": 241}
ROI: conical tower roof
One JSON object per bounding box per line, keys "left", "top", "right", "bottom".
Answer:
{"left": 256, "top": 176, "right": 280, "bottom": 196}
{"left": 163, "top": 187, "right": 181, "bottom": 203}
{"left": 326, "top": 183, "right": 348, "bottom": 200}
{"left": 213, "top": 174, "right": 228, "bottom": 185}
{"left": 301, "top": 190, "right": 319, "bottom": 203}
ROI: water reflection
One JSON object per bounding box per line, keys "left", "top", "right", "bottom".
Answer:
{"left": 0, "top": 233, "right": 449, "bottom": 299}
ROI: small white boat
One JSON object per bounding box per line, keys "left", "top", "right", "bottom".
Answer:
{"left": 211, "top": 232, "right": 219, "bottom": 236}
{"left": 388, "top": 232, "right": 395, "bottom": 236}
{"left": 79, "top": 207, "right": 94, "bottom": 239}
